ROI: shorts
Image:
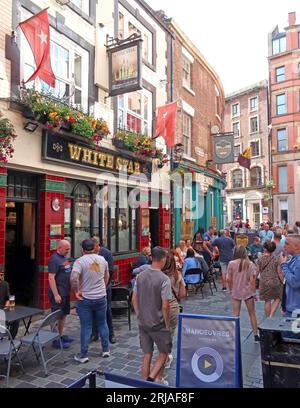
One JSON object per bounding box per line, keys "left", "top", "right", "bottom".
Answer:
{"left": 139, "top": 325, "right": 172, "bottom": 354}
{"left": 49, "top": 293, "right": 70, "bottom": 317}
{"left": 220, "top": 262, "right": 229, "bottom": 275}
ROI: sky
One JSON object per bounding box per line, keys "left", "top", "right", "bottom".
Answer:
{"left": 147, "top": 0, "right": 300, "bottom": 95}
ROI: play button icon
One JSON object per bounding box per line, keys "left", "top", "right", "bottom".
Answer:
{"left": 191, "top": 347, "right": 224, "bottom": 383}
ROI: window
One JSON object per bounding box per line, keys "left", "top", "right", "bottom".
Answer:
{"left": 126, "top": 20, "right": 152, "bottom": 64}
{"left": 249, "top": 97, "right": 258, "bottom": 112}
{"left": 234, "top": 145, "right": 241, "bottom": 159}
{"left": 250, "top": 140, "right": 260, "bottom": 157}
{"left": 74, "top": 184, "right": 92, "bottom": 258}
{"left": 250, "top": 116, "right": 259, "bottom": 133}
{"left": 232, "top": 169, "right": 243, "bottom": 188}
{"left": 232, "top": 199, "right": 243, "bottom": 220}
{"left": 118, "top": 12, "right": 125, "bottom": 39}
{"left": 278, "top": 166, "right": 288, "bottom": 192}
{"left": 279, "top": 200, "right": 288, "bottom": 224}
{"left": 276, "top": 94, "right": 286, "bottom": 115}
{"left": 277, "top": 129, "right": 288, "bottom": 151}
{"left": 232, "top": 122, "right": 240, "bottom": 137}
{"left": 276, "top": 66, "right": 285, "bottom": 82}
{"left": 232, "top": 103, "right": 240, "bottom": 118}
{"left": 117, "top": 90, "right": 152, "bottom": 136}
{"left": 71, "top": 0, "right": 89, "bottom": 15}
{"left": 128, "top": 21, "right": 141, "bottom": 37}
{"left": 250, "top": 167, "right": 263, "bottom": 187}
{"left": 183, "top": 113, "right": 192, "bottom": 156}
{"left": 298, "top": 62, "right": 300, "bottom": 76}
{"left": 272, "top": 36, "right": 286, "bottom": 55}
{"left": 183, "top": 57, "right": 191, "bottom": 89}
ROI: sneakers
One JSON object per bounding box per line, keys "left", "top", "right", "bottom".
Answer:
{"left": 61, "top": 335, "right": 75, "bottom": 343}
{"left": 102, "top": 350, "right": 110, "bottom": 358}
{"left": 222, "top": 287, "right": 227, "bottom": 292}
{"left": 155, "top": 378, "right": 169, "bottom": 386}
{"left": 52, "top": 339, "right": 70, "bottom": 349}
{"left": 165, "top": 354, "right": 173, "bottom": 369}
{"left": 254, "top": 335, "right": 260, "bottom": 343}
{"left": 74, "top": 354, "right": 89, "bottom": 363}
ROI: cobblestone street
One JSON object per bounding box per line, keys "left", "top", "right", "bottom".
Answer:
{"left": 0, "top": 280, "right": 265, "bottom": 388}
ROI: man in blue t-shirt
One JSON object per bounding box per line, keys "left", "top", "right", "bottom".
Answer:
{"left": 213, "top": 230, "right": 235, "bottom": 291}
{"left": 48, "top": 240, "right": 73, "bottom": 349}
{"left": 259, "top": 223, "right": 274, "bottom": 245}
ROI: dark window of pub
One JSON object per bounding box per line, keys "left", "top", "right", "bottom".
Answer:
{"left": 74, "top": 184, "right": 92, "bottom": 258}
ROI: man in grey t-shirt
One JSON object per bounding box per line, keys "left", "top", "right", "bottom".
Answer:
{"left": 132, "top": 247, "right": 172, "bottom": 384}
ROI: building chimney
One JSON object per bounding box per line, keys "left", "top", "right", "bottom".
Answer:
{"left": 288, "top": 12, "right": 296, "bottom": 27}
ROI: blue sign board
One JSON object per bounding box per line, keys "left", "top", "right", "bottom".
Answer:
{"left": 176, "top": 314, "right": 242, "bottom": 388}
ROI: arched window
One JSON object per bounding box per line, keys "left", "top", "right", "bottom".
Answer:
{"left": 250, "top": 167, "right": 262, "bottom": 187}
{"left": 232, "top": 169, "right": 243, "bottom": 188}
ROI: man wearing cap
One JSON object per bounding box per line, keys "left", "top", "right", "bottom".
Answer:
{"left": 71, "top": 239, "right": 110, "bottom": 363}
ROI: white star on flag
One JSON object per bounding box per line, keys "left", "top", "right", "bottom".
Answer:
{"left": 38, "top": 30, "right": 48, "bottom": 44}
{"left": 162, "top": 112, "right": 168, "bottom": 119}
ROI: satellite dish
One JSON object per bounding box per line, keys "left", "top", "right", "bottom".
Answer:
{"left": 211, "top": 125, "right": 220, "bottom": 135}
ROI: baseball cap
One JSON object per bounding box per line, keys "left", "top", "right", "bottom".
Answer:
{"left": 82, "top": 239, "right": 95, "bottom": 251}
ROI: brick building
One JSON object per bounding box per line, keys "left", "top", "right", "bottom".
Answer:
{"left": 0, "top": 0, "right": 171, "bottom": 309}
{"left": 269, "top": 11, "right": 300, "bottom": 226}
{"left": 160, "top": 16, "right": 226, "bottom": 242}
{"left": 223, "top": 81, "right": 270, "bottom": 228}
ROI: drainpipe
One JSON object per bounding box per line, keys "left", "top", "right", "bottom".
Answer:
{"left": 267, "top": 74, "right": 273, "bottom": 222}
{"left": 169, "top": 30, "right": 175, "bottom": 248}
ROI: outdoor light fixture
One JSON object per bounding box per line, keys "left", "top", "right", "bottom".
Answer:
{"left": 206, "top": 160, "right": 213, "bottom": 166}
{"left": 55, "top": 0, "right": 71, "bottom": 5}
{"left": 23, "top": 121, "right": 38, "bottom": 132}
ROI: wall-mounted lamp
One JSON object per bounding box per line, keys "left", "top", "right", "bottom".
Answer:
{"left": 24, "top": 121, "right": 38, "bottom": 132}
{"left": 206, "top": 160, "right": 213, "bottom": 167}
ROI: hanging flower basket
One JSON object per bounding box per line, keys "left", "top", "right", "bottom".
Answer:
{"left": 0, "top": 118, "right": 17, "bottom": 164}
{"left": 112, "top": 138, "right": 126, "bottom": 149}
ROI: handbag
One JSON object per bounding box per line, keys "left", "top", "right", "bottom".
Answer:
{"left": 171, "top": 287, "right": 183, "bottom": 313}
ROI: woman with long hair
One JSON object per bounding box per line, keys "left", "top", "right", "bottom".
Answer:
{"left": 257, "top": 241, "right": 283, "bottom": 318}
{"left": 192, "top": 228, "right": 212, "bottom": 266}
{"left": 228, "top": 246, "right": 259, "bottom": 342}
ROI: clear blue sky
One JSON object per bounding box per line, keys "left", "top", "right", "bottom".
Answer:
{"left": 147, "top": 0, "right": 300, "bottom": 94}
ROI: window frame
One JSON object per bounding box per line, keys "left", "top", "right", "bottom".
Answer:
{"left": 272, "top": 36, "right": 286, "bottom": 55}
{"left": 249, "top": 96, "right": 258, "bottom": 112}
{"left": 234, "top": 144, "right": 241, "bottom": 160}
{"left": 182, "top": 56, "right": 192, "bottom": 89}
{"left": 250, "top": 166, "right": 263, "bottom": 187}
{"left": 232, "top": 169, "right": 243, "bottom": 189}
{"left": 182, "top": 112, "right": 192, "bottom": 157}
{"left": 232, "top": 121, "right": 240, "bottom": 138}
{"left": 249, "top": 115, "right": 259, "bottom": 134}
{"left": 278, "top": 166, "right": 288, "bottom": 193}
{"left": 231, "top": 103, "right": 240, "bottom": 118}
{"left": 276, "top": 93, "right": 286, "bottom": 115}
{"left": 250, "top": 139, "right": 261, "bottom": 158}
{"left": 277, "top": 128, "right": 288, "bottom": 152}
{"left": 276, "top": 66, "right": 285, "bottom": 82}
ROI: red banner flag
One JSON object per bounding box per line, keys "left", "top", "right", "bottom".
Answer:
{"left": 155, "top": 102, "right": 177, "bottom": 147}
{"left": 19, "top": 8, "right": 56, "bottom": 88}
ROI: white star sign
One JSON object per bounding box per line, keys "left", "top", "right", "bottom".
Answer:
{"left": 162, "top": 112, "right": 168, "bottom": 119}
{"left": 38, "top": 30, "right": 48, "bottom": 44}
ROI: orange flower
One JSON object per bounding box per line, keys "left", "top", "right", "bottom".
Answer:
{"left": 49, "top": 112, "right": 57, "bottom": 118}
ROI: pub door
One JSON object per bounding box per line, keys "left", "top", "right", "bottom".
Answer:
{"left": 149, "top": 208, "right": 160, "bottom": 248}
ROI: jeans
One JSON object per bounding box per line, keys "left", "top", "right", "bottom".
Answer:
{"left": 76, "top": 296, "right": 109, "bottom": 357}
{"left": 92, "top": 284, "right": 114, "bottom": 337}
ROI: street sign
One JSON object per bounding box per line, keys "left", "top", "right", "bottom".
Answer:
{"left": 176, "top": 314, "right": 242, "bottom": 388}
{"left": 262, "top": 207, "right": 269, "bottom": 214}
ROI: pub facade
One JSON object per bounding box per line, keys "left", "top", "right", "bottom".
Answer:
{"left": 0, "top": 0, "right": 172, "bottom": 309}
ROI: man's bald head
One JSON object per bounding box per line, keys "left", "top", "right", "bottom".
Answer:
{"left": 57, "top": 240, "right": 70, "bottom": 256}
{"left": 284, "top": 234, "right": 300, "bottom": 256}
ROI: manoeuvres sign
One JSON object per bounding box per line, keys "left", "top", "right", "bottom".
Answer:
{"left": 42, "top": 130, "right": 151, "bottom": 177}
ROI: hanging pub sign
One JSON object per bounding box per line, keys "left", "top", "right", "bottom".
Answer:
{"left": 108, "top": 38, "right": 143, "bottom": 97}
{"left": 213, "top": 133, "right": 234, "bottom": 164}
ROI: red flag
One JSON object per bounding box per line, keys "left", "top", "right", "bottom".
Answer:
{"left": 19, "top": 8, "right": 56, "bottom": 88}
{"left": 155, "top": 102, "right": 177, "bottom": 147}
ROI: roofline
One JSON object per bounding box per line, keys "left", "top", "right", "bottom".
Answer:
{"left": 225, "top": 80, "right": 268, "bottom": 100}
{"left": 134, "top": 0, "right": 173, "bottom": 35}
{"left": 168, "top": 18, "right": 225, "bottom": 103}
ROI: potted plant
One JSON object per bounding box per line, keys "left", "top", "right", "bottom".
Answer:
{"left": 0, "top": 117, "right": 17, "bottom": 164}
{"left": 113, "top": 130, "right": 129, "bottom": 149}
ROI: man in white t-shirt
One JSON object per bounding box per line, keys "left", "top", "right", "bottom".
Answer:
{"left": 71, "top": 239, "right": 110, "bottom": 363}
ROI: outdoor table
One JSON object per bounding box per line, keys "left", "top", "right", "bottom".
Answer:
{"left": 5, "top": 306, "right": 44, "bottom": 336}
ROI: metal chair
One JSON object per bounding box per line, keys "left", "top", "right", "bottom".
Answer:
{"left": 111, "top": 287, "right": 131, "bottom": 330}
{"left": 20, "top": 310, "right": 64, "bottom": 376}
{"left": 183, "top": 268, "right": 204, "bottom": 297}
{"left": 0, "top": 324, "right": 24, "bottom": 387}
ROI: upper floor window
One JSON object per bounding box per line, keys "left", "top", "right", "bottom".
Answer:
{"left": 298, "top": 32, "right": 300, "bottom": 48}
{"left": 278, "top": 166, "right": 288, "bottom": 193}
{"left": 276, "top": 66, "right": 285, "bottom": 82}
{"left": 71, "top": 0, "right": 89, "bottom": 15}
{"left": 234, "top": 144, "right": 241, "bottom": 159}
{"left": 277, "top": 129, "right": 288, "bottom": 151}
{"left": 118, "top": 12, "right": 125, "bottom": 39}
{"left": 250, "top": 140, "right": 260, "bottom": 157}
{"left": 250, "top": 116, "right": 259, "bottom": 133}
{"left": 276, "top": 94, "right": 286, "bottom": 115}
{"left": 232, "top": 103, "right": 240, "bottom": 118}
{"left": 183, "top": 112, "right": 192, "bottom": 156}
{"left": 250, "top": 167, "right": 263, "bottom": 187}
{"left": 272, "top": 36, "right": 286, "bottom": 55}
{"left": 232, "top": 169, "right": 243, "bottom": 188}
{"left": 117, "top": 89, "right": 152, "bottom": 136}
{"left": 232, "top": 122, "right": 240, "bottom": 137}
{"left": 182, "top": 57, "right": 191, "bottom": 89}
{"left": 298, "top": 62, "right": 300, "bottom": 76}
{"left": 21, "top": 27, "right": 89, "bottom": 111}
{"left": 249, "top": 97, "right": 258, "bottom": 112}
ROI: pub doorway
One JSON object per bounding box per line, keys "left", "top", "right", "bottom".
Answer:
{"left": 5, "top": 171, "right": 38, "bottom": 306}
{"left": 149, "top": 208, "right": 159, "bottom": 248}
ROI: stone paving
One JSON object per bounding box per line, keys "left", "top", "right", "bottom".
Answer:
{"left": 0, "top": 279, "right": 266, "bottom": 388}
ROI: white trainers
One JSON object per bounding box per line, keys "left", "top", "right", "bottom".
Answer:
{"left": 102, "top": 350, "right": 110, "bottom": 358}
{"left": 155, "top": 378, "right": 169, "bottom": 386}
{"left": 74, "top": 354, "right": 89, "bottom": 363}
{"left": 165, "top": 354, "right": 173, "bottom": 369}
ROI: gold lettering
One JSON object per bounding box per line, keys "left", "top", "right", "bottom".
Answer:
{"left": 122, "top": 160, "right": 129, "bottom": 171}
{"left": 116, "top": 158, "right": 123, "bottom": 171}
{"left": 68, "top": 143, "right": 82, "bottom": 161}
{"left": 98, "top": 153, "right": 106, "bottom": 167}
{"left": 82, "top": 148, "right": 93, "bottom": 164}
{"left": 134, "top": 162, "right": 140, "bottom": 174}
{"left": 128, "top": 161, "right": 134, "bottom": 174}
{"left": 106, "top": 155, "right": 114, "bottom": 169}
{"left": 92, "top": 151, "right": 99, "bottom": 166}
